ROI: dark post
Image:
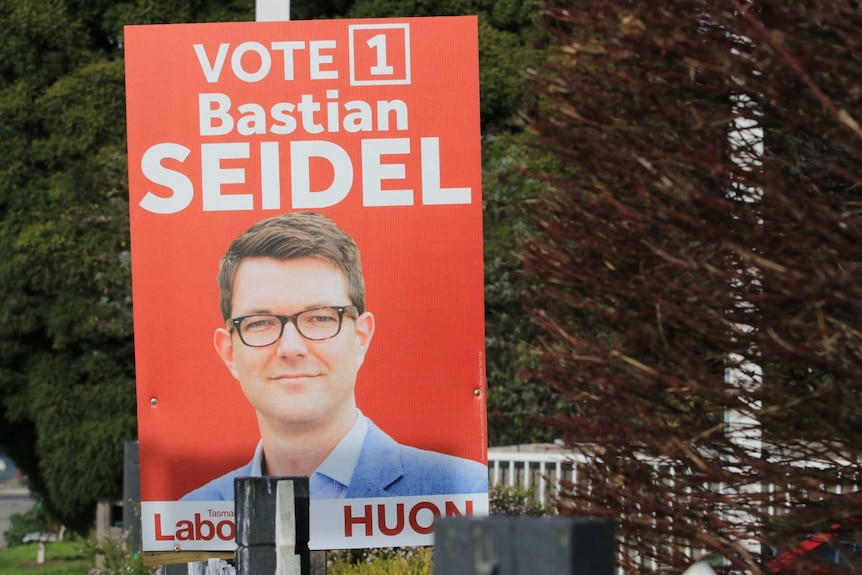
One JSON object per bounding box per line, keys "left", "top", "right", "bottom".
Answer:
{"left": 235, "top": 477, "right": 313, "bottom": 575}
{"left": 433, "top": 517, "right": 616, "bottom": 575}
{"left": 122, "top": 440, "right": 142, "bottom": 554}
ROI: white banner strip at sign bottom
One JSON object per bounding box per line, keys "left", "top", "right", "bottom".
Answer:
{"left": 141, "top": 493, "right": 488, "bottom": 552}
{"left": 310, "top": 493, "right": 489, "bottom": 550}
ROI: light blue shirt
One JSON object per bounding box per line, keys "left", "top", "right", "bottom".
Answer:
{"left": 245, "top": 411, "right": 369, "bottom": 499}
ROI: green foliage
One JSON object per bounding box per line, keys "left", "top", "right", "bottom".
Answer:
{"left": 0, "top": 0, "right": 94, "bottom": 91}
{"left": 482, "top": 131, "right": 568, "bottom": 445}
{"left": 104, "top": 0, "right": 255, "bottom": 45}
{"left": 35, "top": 60, "right": 127, "bottom": 163}
{"left": 489, "top": 484, "right": 554, "bottom": 517}
{"left": 329, "top": 546, "right": 433, "bottom": 575}
{"left": 0, "top": 0, "right": 136, "bottom": 534}
{"left": 83, "top": 533, "right": 157, "bottom": 575}
{"left": 29, "top": 354, "right": 136, "bottom": 524}
{"left": 477, "top": 16, "right": 537, "bottom": 129}
{"left": 3, "top": 499, "right": 46, "bottom": 547}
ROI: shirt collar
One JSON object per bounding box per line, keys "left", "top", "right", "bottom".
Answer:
{"left": 249, "top": 410, "right": 369, "bottom": 485}
{"left": 315, "top": 410, "right": 368, "bottom": 486}
{"left": 250, "top": 440, "right": 264, "bottom": 477}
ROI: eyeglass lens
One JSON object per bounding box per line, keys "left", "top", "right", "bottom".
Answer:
{"left": 238, "top": 307, "right": 344, "bottom": 346}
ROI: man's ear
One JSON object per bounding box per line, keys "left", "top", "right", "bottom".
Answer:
{"left": 354, "top": 311, "right": 375, "bottom": 367}
{"left": 214, "top": 327, "right": 239, "bottom": 379}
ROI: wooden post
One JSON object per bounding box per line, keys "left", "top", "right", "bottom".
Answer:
{"left": 433, "top": 517, "right": 616, "bottom": 575}
{"left": 95, "top": 501, "right": 112, "bottom": 537}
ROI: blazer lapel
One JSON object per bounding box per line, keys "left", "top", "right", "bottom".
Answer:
{"left": 344, "top": 420, "right": 405, "bottom": 498}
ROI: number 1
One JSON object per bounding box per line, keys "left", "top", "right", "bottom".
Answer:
{"left": 367, "top": 33, "right": 394, "bottom": 76}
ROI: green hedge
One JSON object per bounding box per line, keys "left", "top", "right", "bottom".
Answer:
{"left": 329, "top": 547, "right": 432, "bottom": 575}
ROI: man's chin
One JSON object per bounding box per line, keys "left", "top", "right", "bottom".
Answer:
{"left": 265, "top": 404, "right": 328, "bottom": 425}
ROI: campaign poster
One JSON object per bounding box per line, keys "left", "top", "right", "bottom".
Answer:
{"left": 124, "top": 17, "right": 486, "bottom": 556}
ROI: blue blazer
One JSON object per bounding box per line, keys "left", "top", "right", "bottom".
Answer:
{"left": 181, "top": 419, "right": 488, "bottom": 501}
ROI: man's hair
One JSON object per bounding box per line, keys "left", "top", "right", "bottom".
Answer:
{"left": 218, "top": 212, "right": 366, "bottom": 320}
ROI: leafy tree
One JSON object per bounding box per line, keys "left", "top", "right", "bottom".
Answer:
{"left": 0, "top": 0, "right": 130, "bottom": 532}
{"left": 524, "top": 0, "right": 862, "bottom": 572}
{"left": 482, "top": 132, "right": 565, "bottom": 446}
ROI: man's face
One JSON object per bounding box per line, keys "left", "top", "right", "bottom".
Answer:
{"left": 214, "top": 257, "right": 374, "bottom": 432}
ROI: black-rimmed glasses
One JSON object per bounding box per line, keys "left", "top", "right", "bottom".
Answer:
{"left": 229, "top": 305, "right": 359, "bottom": 347}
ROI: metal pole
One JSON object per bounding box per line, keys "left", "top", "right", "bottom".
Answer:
{"left": 256, "top": 0, "right": 290, "bottom": 22}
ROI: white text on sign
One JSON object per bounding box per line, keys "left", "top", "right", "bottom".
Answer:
{"left": 138, "top": 137, "right": 471, "bottom": 214}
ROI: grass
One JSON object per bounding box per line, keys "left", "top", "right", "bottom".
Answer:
{"left": 0, "top": 541, "right": 89, "bottom": 575}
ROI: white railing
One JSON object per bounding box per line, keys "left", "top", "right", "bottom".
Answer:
{"left": 488, "top": 448, "right": 591, "bottom": 506}
{"left": 489, "top": 448, "right": 859, "bottom": 505}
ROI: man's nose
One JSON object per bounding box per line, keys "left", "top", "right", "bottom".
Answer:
{"left": 275, "top": 321, "right": 309, "bottom": 355}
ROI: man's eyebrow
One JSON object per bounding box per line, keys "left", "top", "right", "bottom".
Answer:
{"left": 238, "top": 303, "right": 343, "bottom": 316}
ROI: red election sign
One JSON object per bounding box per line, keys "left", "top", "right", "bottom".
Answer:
{"left": 124, "top": 16, "right": 487, "bottom": 554}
